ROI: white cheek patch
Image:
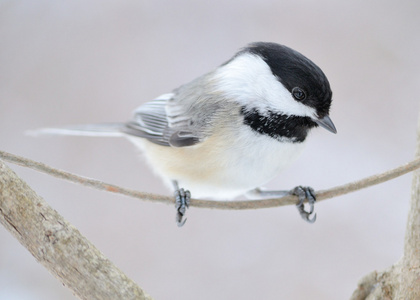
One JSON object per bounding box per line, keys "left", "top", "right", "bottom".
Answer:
{"left": 214, "top": 53, "right": 316, "bottom": 118}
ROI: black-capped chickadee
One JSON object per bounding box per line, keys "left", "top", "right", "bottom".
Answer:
{"left": 33, "top": 42, "right": 336, "bottom": 226}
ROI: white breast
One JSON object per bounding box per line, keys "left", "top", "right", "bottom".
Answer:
{"left": 127, "top": 123, "right": 306, "bottom": 200}
{"left": 191, "top": 124, "right": 306, "bottom": 199}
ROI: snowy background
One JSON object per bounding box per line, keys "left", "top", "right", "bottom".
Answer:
{"left": 1, "top": 1, "right": 420, "bottom": 299}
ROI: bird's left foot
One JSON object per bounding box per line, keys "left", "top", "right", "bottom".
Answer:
{"left": 173, "top": 181, "right": 190, "bottom": 227}
{"left": 292, "top": 186, "right": 317, "bottom": 223}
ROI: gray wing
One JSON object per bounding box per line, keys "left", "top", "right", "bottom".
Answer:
{"left": 122, "top": 93, "right": 204, "bottom": 147}
{"left": 123, "top": 72, "right": 230, "bottom": 147}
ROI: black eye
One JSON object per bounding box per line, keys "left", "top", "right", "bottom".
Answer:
{"left": 292, "top": 87, "right": 306, "bottom": 101}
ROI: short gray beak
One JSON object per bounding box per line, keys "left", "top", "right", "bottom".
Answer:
{"left": 314, "top": 115, "right": 337, "bottom": 134}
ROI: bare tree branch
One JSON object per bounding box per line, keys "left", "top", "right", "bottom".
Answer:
{"left": 1, "top": 150, "right": 420, "bottom": 210}
{"left": 0, "top": 160, "right": 153, "bottom": 300}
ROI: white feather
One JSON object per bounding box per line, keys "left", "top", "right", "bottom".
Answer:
{"left": 27, "top": 124, "right": 124, "bottom": 137}
{"left": 213, "top": 53, "right": 317, "bottom": 118}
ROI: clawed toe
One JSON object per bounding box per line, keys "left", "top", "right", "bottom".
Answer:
{"left": 292, "top": 186, "right": 317, "bottom": 223}
{"left": 174, "top": 186, "right": 190, "bottom": 227}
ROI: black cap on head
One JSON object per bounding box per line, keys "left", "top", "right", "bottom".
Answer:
{"left": 243, "top": 42, "right": 332, "bottom": 118}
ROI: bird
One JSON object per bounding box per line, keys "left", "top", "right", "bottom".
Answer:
{"left": 32, "top": 42, "right": 336, "bottom": 226}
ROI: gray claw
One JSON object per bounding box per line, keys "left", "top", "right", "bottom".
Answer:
{"left": 292, "top": 186, "right": 317, "bottom": 224}
{"left": 175, "top": 188, "right": 190, "bottom": 227}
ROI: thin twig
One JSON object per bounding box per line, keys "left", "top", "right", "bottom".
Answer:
{"left": 1, "top": 150, "right": 419, "bottom": 210}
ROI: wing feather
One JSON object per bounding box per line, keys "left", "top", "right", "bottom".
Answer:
{"left": 122, "top": 93, "right": 201, "bottom": 147}
{"left": 122, "top": 72, "right": 225, "bottom": 147}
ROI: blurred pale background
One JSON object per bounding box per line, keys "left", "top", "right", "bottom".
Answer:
{"left": 1, "top": 1, "right": 420, "bottom": 299}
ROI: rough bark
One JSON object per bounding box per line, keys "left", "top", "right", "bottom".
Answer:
{"left": 0, "top": 161, "right": 152, "bottom": 300}
{"left": 350, "top": 116, "right": 420, "bottom": 300}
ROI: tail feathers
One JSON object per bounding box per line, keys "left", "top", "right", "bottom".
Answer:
{"left": 27, "top": 123, "right": 126, "bottom": 137}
